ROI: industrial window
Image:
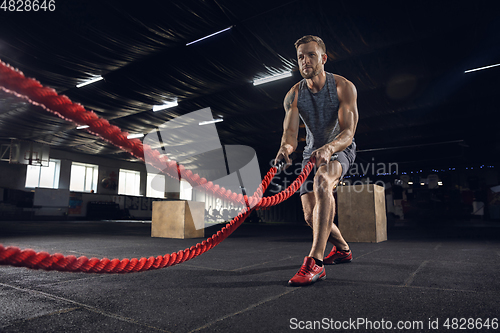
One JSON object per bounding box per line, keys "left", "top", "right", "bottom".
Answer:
{"left": 25, "top": 159, "right": 61, "bottom": 189}
{"left": 118, "top": 169, "right": 141, "bottom": 196}
{"left": 69, "top": 162, "right": 99, "bottom": 193}
{"left": 146, "top": 173, "right": 165, "bottom": 198}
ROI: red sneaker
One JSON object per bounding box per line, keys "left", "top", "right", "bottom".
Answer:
{"left": 323, "top": 247, "right": 352, "bottom": 265}
{"left": 288, "top": 257, "right": 326, "bottom": 286}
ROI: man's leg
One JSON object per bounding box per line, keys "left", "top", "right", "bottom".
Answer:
{"left": 288, "top": 161, "right": 349, "bottom": 286}
{"left": 301, "top": 162, "right": 349, "bottom": 260}
{"left": 307, "top": 160, "right": 349, "bottom": 260}
{"left": 301, "top": 192, "right": 349, "bottom": 253}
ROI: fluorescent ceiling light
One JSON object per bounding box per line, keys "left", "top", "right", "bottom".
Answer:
{"left": 186, "top": 26, "right": 233, "bottom": 46}
{"left": 76, "top": 76, "right": 103, "bottom": 88}
{"left": 76, "top": 125, "right": 89, "bottom": 130}
{"left": 253, "top": 71, "right": 292, "bottom": 86}
{"left": 153, "top": 100, "right": 178, "bottom": 112}
{"left": 464, "top": 63, "right": 500, "bottom": 73}
{"left": 127, "top": 133, "right": 144, "bottom": 139}
{"left": 199, "top": 118, "right": 223, "bottom": 126}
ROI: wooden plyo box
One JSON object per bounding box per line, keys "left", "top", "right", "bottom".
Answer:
{"left": 337, "top": 184, "right": 387, "bottom": 243}
{"left": 151, "top": 201, "right": 205, "bottom": 239}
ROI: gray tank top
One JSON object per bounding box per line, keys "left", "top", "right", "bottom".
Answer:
{"left": 297, "top": 72, "right": 341, "bottom": 159}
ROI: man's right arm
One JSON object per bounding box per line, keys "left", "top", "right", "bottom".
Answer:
{"left": 274, "top": 84, "right": 300, "bottom": 166}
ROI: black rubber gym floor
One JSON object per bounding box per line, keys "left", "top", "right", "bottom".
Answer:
{"left": 1, "top": 219, "right": 499, "bottom": 332}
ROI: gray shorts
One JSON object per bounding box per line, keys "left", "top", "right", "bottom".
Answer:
{"left": 299, "top": 141, "right": 356, "bottom": 196}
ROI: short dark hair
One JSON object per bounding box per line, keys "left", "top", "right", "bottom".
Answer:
{"left": 294, "top": 35, "right": 326, "bottom": 54}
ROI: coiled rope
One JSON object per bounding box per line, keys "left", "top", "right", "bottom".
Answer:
{"left": 0, "top": 60, "right": 314, "bottom": 273}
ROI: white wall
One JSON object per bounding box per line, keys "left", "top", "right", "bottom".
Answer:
{"left": 0, "top": 147, "right": 181, "bottom": 219}
{"left": 0, "top": 146, "right": 253, "bottom": 220}
{"left": 0, "top": 147, "right": 179, "bottom": 194}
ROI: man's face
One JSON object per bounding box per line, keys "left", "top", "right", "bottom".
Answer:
{"left": 297, "top": 41, "right": 326, "bottom": 79}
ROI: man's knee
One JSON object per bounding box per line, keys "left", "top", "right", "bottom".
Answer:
{"left": 313, "top": 165, "right": 341, "bottom": 194}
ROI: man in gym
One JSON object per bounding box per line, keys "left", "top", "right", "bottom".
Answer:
{"left": 274, "top": 35, "right": 358, "bottom": 286}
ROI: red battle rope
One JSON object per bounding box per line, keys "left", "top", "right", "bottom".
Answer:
{"left": 0, "top": 60, "right": 314, "bottom": 273}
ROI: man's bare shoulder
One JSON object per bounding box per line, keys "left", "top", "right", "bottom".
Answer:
{"left": 333, "top": 74, "right": 354, "bottom": 88}
{"left": 287, "top": 82, "right": 301, "bottom": 95}
{"left": 333, "top": 74, "right": 356, "bottom": 100}
{"left": 283, "top": 82, "right": 301, "bottom": 110}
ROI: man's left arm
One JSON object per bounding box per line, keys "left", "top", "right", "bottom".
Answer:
{"left": 311, "top": 76, "right": 359, "bottom": 166}
{"left": 329, "top": 76, "right": 358, "bottom": 152}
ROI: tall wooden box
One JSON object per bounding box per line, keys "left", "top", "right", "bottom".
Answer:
{"left": 151, "top": 201, "right": 205, "bottom": 239}
{"left": 337, "top": 184, "right": 387, "bottom": 243}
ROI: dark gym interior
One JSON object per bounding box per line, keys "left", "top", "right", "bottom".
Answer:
{"left": 1, "top": 1, "right": 499, "bottom": 332}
